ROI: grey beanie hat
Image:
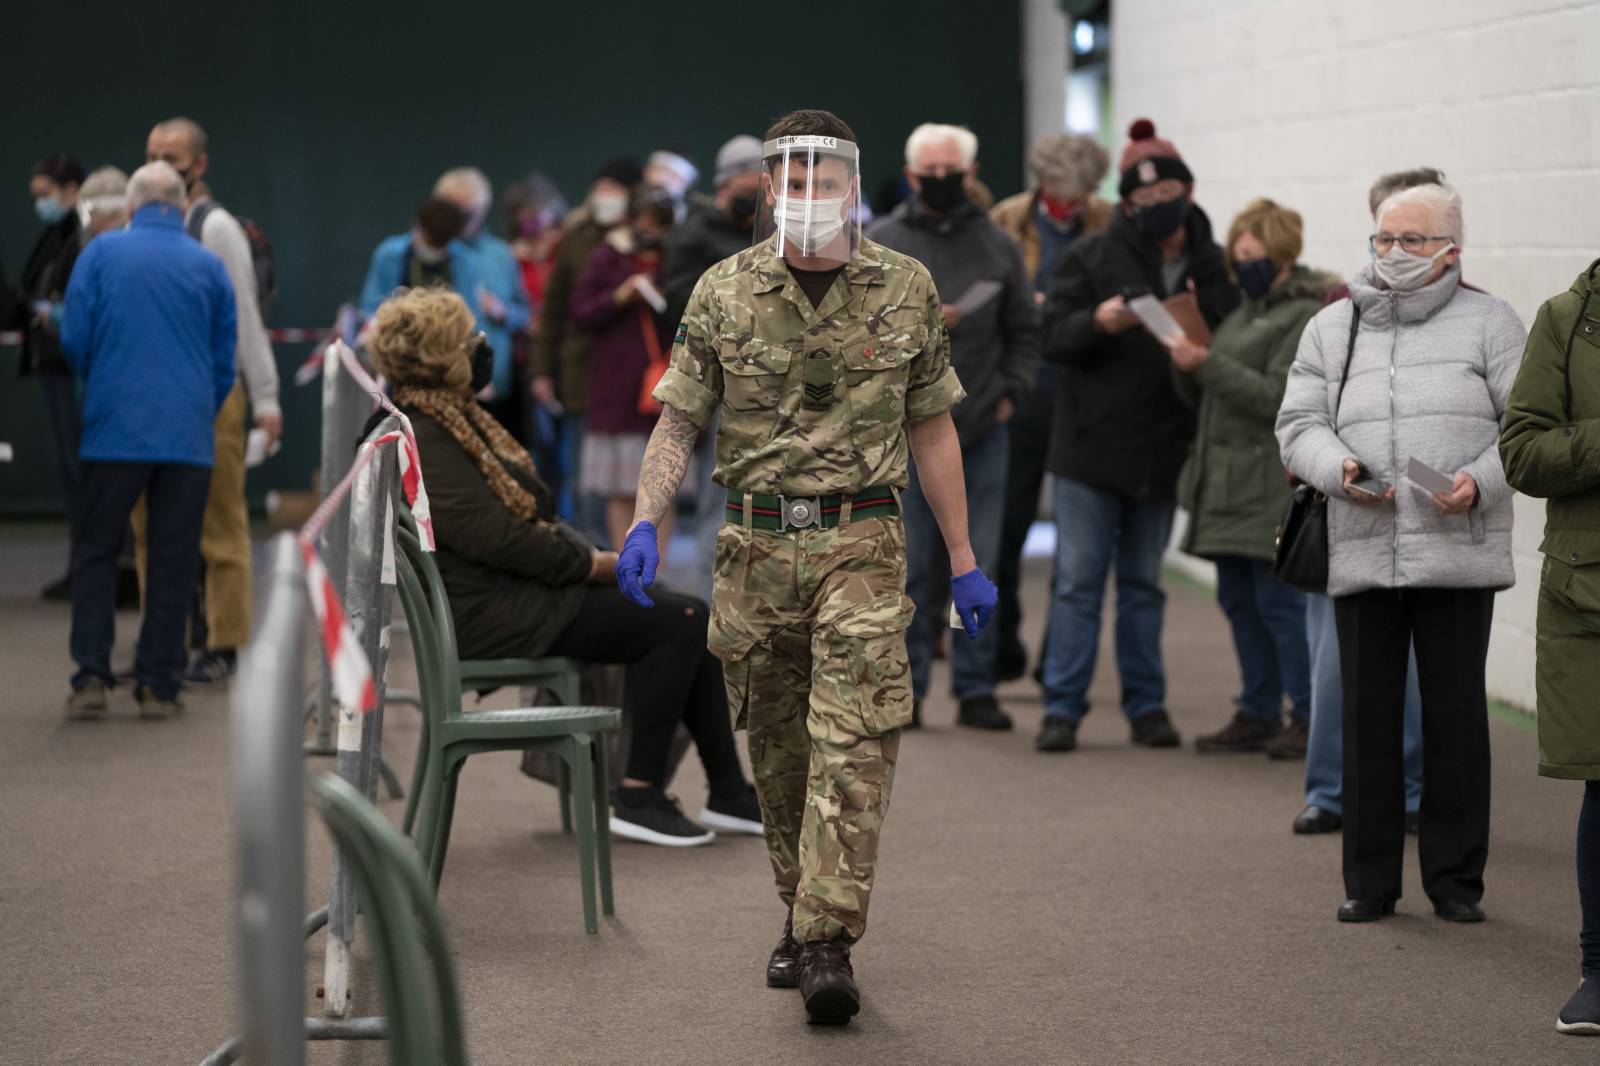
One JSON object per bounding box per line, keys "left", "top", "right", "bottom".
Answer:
{"left": 714, "top": 135, "right": 763, "bottom": 186}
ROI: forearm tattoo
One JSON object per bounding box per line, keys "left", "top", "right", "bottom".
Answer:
{"left": 634, "top": 405, "right": 699, "bottom": 527}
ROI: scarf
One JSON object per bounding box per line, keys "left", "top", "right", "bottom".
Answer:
{"left": 395, "top": 386, "right": 540, "bottom": 521}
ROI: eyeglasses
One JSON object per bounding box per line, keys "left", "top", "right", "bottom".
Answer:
{"left": 1369, "top": 232, "right": 1453, "bottom": 254}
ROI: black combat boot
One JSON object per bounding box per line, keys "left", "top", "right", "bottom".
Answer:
{"left": 767, "top": 912, "right": 801, "bottom": 988}
{"left": 798, "top": 940, "right": 860, "bottom": 1024}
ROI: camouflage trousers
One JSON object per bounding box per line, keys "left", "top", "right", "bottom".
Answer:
{"left": 707, "top": 511, "right": 915, "bottom": 943}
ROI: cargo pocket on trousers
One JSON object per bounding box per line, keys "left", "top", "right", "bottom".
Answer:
{"left": 827, "top": 596, "right": 915, "bottom": 736}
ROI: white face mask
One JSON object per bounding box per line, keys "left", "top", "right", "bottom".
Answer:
{"left": 773, "top": 194, "right": 847, "bottom": 256}
{"left": 412, "top": 234, "right": 450, "bottom": 265}
{"left": 1373, "top": 242, "right": 1454, "bottom": 292}
{"left": 590, "top": 192, "right": 628, "bottom": 227}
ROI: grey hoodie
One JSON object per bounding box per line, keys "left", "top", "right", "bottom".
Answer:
{"left": 1275, "top": 262, "right": 1526, "bottom": 596}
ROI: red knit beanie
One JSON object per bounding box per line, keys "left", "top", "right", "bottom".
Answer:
{"left": 1118, "top": 118, "right": 1193, "bottom": 198}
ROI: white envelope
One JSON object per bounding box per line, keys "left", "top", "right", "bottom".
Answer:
{"left": 1406, "top": 456, "right": 1455, "bottom": 494}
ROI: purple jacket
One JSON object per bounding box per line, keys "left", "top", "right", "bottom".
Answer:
{"left": 570, "top": 235, "right": 669, "bottom": 435}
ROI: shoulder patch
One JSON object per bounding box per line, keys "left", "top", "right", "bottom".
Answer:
{"left": 675, "top": 320, "right": 688, "bottom": 345}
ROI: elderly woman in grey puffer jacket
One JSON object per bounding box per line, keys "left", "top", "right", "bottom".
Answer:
{"left": 1276, "top": 182, "right": 1526, "bottom": 926}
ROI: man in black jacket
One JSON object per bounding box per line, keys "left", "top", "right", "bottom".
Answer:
{"left": 658, "top": 134, "right": 763, "bottom": 597}
{"left": 867, "top": 123, "right": 1038, "bottom": 731}
{"left": 1034, "top": 119, "right": 1239, "bottom": 754}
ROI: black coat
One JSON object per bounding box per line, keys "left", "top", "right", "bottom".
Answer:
{"left": 405, "top": 410, "right": 595, "bottom": 660}
{"left": 1040, "top": 204, "right": 1239, "bottom": 500}
{"left": 866, "top": 198, "right": 1039, "bottom": 448}
{"left": 659, "top": 194, "right": 752, "bottom": 329}
{"left": 9, "top": 213, "right": 81, "bottom": 376}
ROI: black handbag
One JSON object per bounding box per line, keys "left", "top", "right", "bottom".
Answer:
{"left": 1272, "top": 304, "right": 1361, "bottom": 594}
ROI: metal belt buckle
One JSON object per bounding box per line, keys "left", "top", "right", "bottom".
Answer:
{"left": 780, "top": 496, "right": 820, "bottom": 531}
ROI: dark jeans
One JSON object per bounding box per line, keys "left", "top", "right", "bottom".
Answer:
{"left": 904, "top": 424, "right": 1008, "bottom": 701}
{"left": 70, "top": 461, "right": 210, "bottom": 700}
{"left": 547, "top": 584, "right": 743, "bottom": 794}
{"left": 1581, "top": 781, "right": 1600, "bottom": 977}
{"left": 1214, "top": 556, "right": 1311, "bottom": 721}
{"left": 1334, "top": 587, "right": 1494, "bottom": 905}
{"left": 995, "top": 369, "right": 1057, "bottom": 667}
{"left": 1042, "top": 476, "right": 1176, "bottom": 723}
{"left": 41, "top": 370, "right": 83, "bottom": 527}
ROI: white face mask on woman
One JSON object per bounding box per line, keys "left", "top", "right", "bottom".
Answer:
{"left": 772, "top": 195, "right": 847, "bottom": 256}
{"left": 590, "top": 191, "right": 628, "bottom": 227}
{"left": 1374, "top": 242, "right": 1454, "bottom": 292}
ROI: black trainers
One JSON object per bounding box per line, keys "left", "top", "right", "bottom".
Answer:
{"left": 957, "top": 695, "right": 1014, "bottom": 731}
{"left": 183, "top": 649, "right": 237, "bottom": 684}
{"left": 1196, "top": 711, "right": 1281, "bottom": 753}
{"left": 610, "top": 788, "right": 715, "bottom": 847}
{"left": 700, "top": 783, "right": 764, "bottom": 836}
{"left": 1035, "top": 715, "right": 1078, "bottom": 753}
{"left": 907, "top": 699, "right": 923, "bottom": 730}
{"left": 1558, "top": 977, "right": 1600, "bottom": 1035}
{"left": 1129, "top": 710, "right": 1181, "bottom": 748}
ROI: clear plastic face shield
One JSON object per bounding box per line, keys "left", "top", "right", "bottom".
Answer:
{"left": 755, "top": 135, "right": 862, "bottom": 268}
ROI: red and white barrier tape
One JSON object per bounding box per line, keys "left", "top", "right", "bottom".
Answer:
{"left": 329, "top": 339, "right": 435, "bottom": 551}
{"left": 297, "top": 420, "right": 430, "bottom": 714}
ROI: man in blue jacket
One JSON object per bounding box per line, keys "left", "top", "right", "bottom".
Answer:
{"left": 60, "top": 161, "right": 237, "bottom": 719}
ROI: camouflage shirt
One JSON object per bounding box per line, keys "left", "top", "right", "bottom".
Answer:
{"left": 653, "top": 235, "right": 965, "bottom": 495}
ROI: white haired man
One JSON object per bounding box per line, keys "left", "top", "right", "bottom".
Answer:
{"left": 866, "top": 123, "right": 1039, "bottom": 730}
{"left": 433, "top": 166, "right": 532, "bottom": 425}
{"left": 60, "top": 162, "right": 237, "bottom": 718}
{"left": 143, "top": 116, "right": 278, "bottom": 683}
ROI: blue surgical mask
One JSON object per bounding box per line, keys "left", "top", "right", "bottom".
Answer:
{"left": 1233, "top": 258, "right": 1277, "bottom": 300}
{"left": 35, "top": 196, "right": 69, "bottom": 225}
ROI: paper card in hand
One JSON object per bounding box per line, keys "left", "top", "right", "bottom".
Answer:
{"left": 1406, "top": 456, "right": 1455, "bottom": 494}
{"left": 952, "top": 279, "right": 1004, "bottom": 318}
{"left": 1128, "top": 294, "right": 1186, "bottom": 347}
{"left": 634, "top": 277, "right": 668, "bottom": 314}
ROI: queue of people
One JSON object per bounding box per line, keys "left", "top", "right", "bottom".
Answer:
{"left": 15, "top": 106, "right": 1600, "bottom": 1033}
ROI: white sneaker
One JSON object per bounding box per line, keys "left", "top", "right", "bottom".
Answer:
{"left": 699, "top": 784, "right": 765, "bottom": 835}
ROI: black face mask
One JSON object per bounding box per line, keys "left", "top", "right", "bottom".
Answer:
{"left": 1233, "top": 258, "right": 1278, "bottom": 300}
{"left": 1133, "top": 197, "right": 1188, "bottom": 239}
{"left": 918, "top": 172, "right": 968, "bottom": 213}
{"left": 469, "top": 335, "right": 495, "bottom": 393}
{"left": 728, "top": 194, "right": 758, "bottom": 224}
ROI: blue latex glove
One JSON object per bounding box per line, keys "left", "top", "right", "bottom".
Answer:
{"left": 616, "top": 521, "right": 659, "bottom": 608}
{"left": 951, "top": 568, "right": 998, "bottom": 640}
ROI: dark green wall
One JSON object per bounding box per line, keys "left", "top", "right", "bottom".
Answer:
{"left": 0, "top": 0, "right": 1023, "bottom": 516}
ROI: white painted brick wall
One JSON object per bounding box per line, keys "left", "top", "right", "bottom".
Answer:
{"left": 1118, "top": 0, "right": 1600, "bottom": 710}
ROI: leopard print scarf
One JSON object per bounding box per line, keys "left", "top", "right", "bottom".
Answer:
{"left": 394, "top": 387, "right": 540, "bottom": 521}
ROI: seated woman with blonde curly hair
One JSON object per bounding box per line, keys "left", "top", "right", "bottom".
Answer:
{"left": 366, "top": 287, "right": 760, "bottom": 846}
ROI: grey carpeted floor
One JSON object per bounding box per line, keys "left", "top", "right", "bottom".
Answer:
{"left": 1, "top": 523, "right": 1594, "bottom": 1066}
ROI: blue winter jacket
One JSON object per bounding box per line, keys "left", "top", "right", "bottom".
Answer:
{"left": 358, "top": 231, "right": 531, "bottom": 396}
{"left": 60, "top": 203, "right": 237, "bottom": 467}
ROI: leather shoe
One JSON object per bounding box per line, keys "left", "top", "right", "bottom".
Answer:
{"left": 1337, "top": 897, "right": 1396, "bottom": 922}
{"left": 1292, "top": 805, "right": 1342, "bottom": 835}
{"left": 1129, "top": 710, "right": 1181, "bottom": 748}
{"left": 957, "top": 695, "right": 1013, "bottom": 731}
{"left": 1434, "top": 900, "right": 1485, "bottom": 923}
{"left": 767, "top": 913, "right": 801, "bottom": 988}
{"left": 798, "top": 940, "right": 859, "bottom": 1024}
{"left": 1036, "top": 716, "right": 1078, "bottom": 752}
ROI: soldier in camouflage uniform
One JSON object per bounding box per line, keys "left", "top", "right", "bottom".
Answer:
{"left": 615, "top": 109, "right": 998, "bottom": 1025}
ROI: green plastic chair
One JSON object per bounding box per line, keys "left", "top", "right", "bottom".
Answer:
{"left": 393, "top": 537, "right": 620, "bottom": 934}
{"left": 394, "top": 509, "right": 586, "bottom": 837}
{"left": 309, "top": 772, "right": 470, "bottom": 1066}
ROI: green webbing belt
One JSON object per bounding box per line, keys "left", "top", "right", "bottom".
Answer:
{"left": 724, "top": 486, "right": 899, "bottom": 532}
